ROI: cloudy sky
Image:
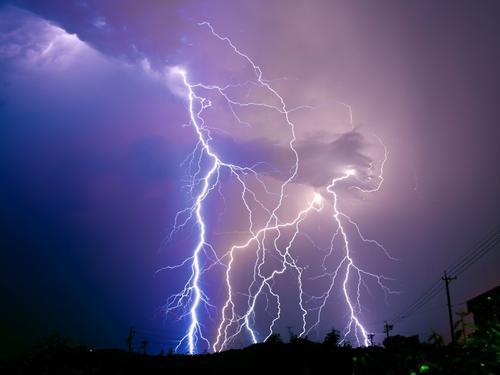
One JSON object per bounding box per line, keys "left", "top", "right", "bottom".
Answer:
{"left": 1, "top": 0, "right": 499, "bottom": 356}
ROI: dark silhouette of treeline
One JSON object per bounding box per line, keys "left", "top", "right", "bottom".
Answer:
{"left": 1, "top": 325, "right": 498, "bottom": 374}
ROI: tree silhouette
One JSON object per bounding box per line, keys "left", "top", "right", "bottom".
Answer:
{"left": 454, "top": 310, "right": 473, "bottom": 344}
{"left": 265, "top": 333, "right": 283, "bottom": 345}
{"left": 323, "top": 328, "right": 340, "bottom": 347}
{"left": 428, "top": 330, "right": 444, "bottom": 346}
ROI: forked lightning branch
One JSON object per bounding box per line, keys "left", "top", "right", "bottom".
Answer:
{"left": 162, "top": 22, "right": 397, "bottom": 354}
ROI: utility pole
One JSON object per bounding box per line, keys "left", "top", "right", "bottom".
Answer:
{"left": 367, "top": 333, "right": 375, "bottom": 346}
{"left": 126, "top": 327, "right": 135, "bottom": 353}
{"left": 442, "top": 271, "right": 457, "bottom": 344}
{"left": 383, "top": 321, "right": 393, "bottom": 339}
{"left": 141, "top": 340, "right": 148, "bottom": 355}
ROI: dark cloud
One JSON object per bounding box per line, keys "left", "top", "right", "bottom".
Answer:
{"left": 7, "top": 0, "right": 190, "bottom": 66}
{"left": 211, "top": 128, "right": 373, "bottom": 188}
{"left": 0, "top": 6, "right": 191, "bottom": 356}
{"left": 294, "top": 130, "right": 372, "bottom": 187}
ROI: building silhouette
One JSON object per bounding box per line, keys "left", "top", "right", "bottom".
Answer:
{"left": 467, "top": 285, "right": 499, "bottom": 333}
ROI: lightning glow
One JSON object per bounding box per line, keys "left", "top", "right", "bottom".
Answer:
{"left": 162, "top": 22, "right": 396, "bottom": 354}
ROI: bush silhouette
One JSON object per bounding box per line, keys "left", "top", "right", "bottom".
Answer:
{"left": 323, "top": 328, "right": 341, "bottom": 347}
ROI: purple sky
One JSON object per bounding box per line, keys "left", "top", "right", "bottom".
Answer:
{"left": 1, "top": 0, "right": 499, "bottom": 356}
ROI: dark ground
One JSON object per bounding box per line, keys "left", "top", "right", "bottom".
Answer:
{"left": 1, "top": 327, "right": 498, "bottom": 375}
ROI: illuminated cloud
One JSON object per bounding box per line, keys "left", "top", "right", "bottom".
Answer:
{"left": 0, "top": 6, "right": 97, "bottom": 69}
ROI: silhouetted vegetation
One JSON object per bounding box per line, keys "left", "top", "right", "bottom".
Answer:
{"left": 1, "top": 326, "right": 498, "bottom": 374}
{"left": 323, "top": 328, "right": 341, "bottom": 347}
{"left": 264, "top": 333, "right": 283, "bottom": 345}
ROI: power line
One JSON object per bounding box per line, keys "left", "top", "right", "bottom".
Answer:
{"left": 447, "top": 226, "right": 500, "bottom": 274}
{"left": 450, "top": 229, "right": 500, "bottom": 277}
{"left": 393, "top": 281, "right": 443, "bottom": 323}
{"left": 391, "top": 224, "right": 500, "bottom": 324}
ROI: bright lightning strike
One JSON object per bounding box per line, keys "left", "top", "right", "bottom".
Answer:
{"left": 162, "top": 22, "right": 396, "bottom": 354}
{"left": 313, "top": 192, "right": 323, "bottom": 205}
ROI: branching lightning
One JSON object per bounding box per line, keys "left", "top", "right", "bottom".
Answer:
{"left": 162, "top": 22, "right": 396, "bottom": 354}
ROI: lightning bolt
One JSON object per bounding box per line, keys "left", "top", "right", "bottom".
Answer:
{"left": 162, "top": 22, "right": 396, "bottom": 354}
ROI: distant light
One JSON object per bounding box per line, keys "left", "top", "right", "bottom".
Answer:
{"left": 345, "top": 168, "right": 356, "bottom": 176}
{"left": 419, "top": 364, "right": 430, "bottom": 373}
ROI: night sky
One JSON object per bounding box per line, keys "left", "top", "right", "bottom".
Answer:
{"left": 1, "top": 0, "right": 499, "bottom": 357}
